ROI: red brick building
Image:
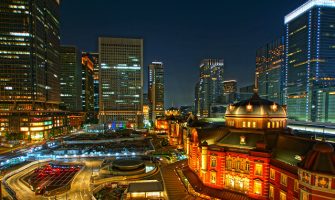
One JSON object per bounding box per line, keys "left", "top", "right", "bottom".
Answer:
{"left": 186, "top": 93, "right": 335, "bottom": 200}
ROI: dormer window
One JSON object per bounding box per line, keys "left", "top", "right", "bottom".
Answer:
{"left": 271, "top": 103, "right": 278, "bottom": 111}
{"left": 240, "top": 136, "right": 246, "bottom": 145}
{"left": 246, "top": 103, "right": 252, "bottom": 111}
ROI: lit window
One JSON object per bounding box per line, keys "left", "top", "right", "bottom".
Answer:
{"left": 269, "top": 185, "right": 274, "bottom": 200}
{"left": 226, "top": 159, "right": 232, "bottom": 170}
{"left": 279, "top": 191, "right": 286, "bottom": 200}
{"left": 210, "top": 171, "right": 216, "bottom": 184}
{"left": 267, "top": 122, "right": 271, "bottom": 128}
{"left": 252, "top": 121, "right": 256, "bottom": 128}
{"left": 242, "top": 121, "right": 246, "bottom": 128}
{"left": 317, "top": 176, "right": 330, "bottom": 189}
{"left": 276, "top": 121, "right": 279, "bottom": 128}
{"left": 255, "top": 163, "right": 263, "bottom": 176}
{"left": 270, "top": 168, "right": 275, "bottom": 180}
{"left": 246, "top": 161, "right": 250, "bottom": 171}
{"left": 247, "top": 121, "right": 251, "bottom": 128}
{"left": 280, "top": 174, "right": 287, "bottom": 186}
{"left": 254, "top": 180, "right": 262, "bottom": 195}
{"left": 211, "top": 157, "right": 217, "bottom": 168}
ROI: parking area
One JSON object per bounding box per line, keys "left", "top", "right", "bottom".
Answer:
{"left": 24, "top": 163, "right": 81, "bottom": 195}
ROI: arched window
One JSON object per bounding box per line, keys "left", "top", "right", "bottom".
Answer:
{"left": 211, "top": 156, "right": 217, "bottom": 168}
{"left": 267, "top": 122, "right": 271, "bottom": 128}
{"left": 254, "top": 179, "right": 262, "bottom": 195}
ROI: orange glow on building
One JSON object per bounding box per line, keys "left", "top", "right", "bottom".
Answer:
{"left": 185, "top": 93, "right": 335, "bottom": 200}
{"left": 82, "top": 56, "right": 94, "bottom": 71}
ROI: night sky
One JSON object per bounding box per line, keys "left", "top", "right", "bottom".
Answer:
{"left": 60, "top": 0, "right": 306, "bottom": 107}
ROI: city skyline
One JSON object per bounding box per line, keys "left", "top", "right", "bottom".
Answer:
{"left": 60, "top": 0, "right": 307, "bottom": 106}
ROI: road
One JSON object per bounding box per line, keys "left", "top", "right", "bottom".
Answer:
{"left": 4, "top": 159, "right": 101, "bottom": 200}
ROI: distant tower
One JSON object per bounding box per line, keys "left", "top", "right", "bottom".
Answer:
{"left": 256, "top": 37, "right": 284, "bottom": 104}
{"left": 198, "top": 59, "right": 224, "bottom": 117}
{"left": 148, "top": 62, "right": 165, "bottom": 121}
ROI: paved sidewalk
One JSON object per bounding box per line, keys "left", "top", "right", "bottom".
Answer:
{"left": 161, "top": 160, "right": 202, "bottom": 200}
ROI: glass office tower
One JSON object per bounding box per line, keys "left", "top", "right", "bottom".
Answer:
{"left": 98, "top": 37, "right": 143, "bottom": 128}
{"left": 148, "top": 62, "right": 165, "bottom": 121}
{"left": 0, "top": 0, "right": 67, "bottom": 140}
{"left": 82, "top": 52, "right": 100, "bottom": 113}
{"left": 284, "top": 0, "right": 335, "bottom": 122}
{"left": 198, "top": 59, "right": 224, "bottom": 117}
{"left": 256, "top": 37, "right": 284, "bottom": 104}
{"left": 60, "top": 46, "right": 82, "bottom": 111}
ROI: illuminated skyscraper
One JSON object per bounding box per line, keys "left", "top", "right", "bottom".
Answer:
{"left": 284, "top": 0, "right": 335, "bottom": 122}
{"left": 198, "top": 59, "right": 224, "bottom": 117}
{"left": 82, "top": 52, "right": 99, "bottom": 113}
{"left": 60, "top": 46, "right": 81, "bottom": 111}
{"left": 81, "top": 55, "right": 94, "bottom": 117}
{"left": 98, "top": 37, "right": 143, "bottom": 128}
{"left": 256, "top": 37, "right": 284, "bottom": 104}
{"left": 0, "top": 0, "right": 67, "bottom": 139}
{"left": 223, "top": 80, "right": 237, "bottom": 104}
{"left": 148, "top": 62, "right": 165, "bottom": 120}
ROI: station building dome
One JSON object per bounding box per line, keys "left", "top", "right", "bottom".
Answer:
{"left": 225, "top": 92, "right": 287, "bottom": 129}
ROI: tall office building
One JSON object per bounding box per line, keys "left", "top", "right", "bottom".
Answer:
{"left": 284, "top": 0, "right": 335, "bottom": 122}
{"left": 60, "top": 46, "right": 81, "bottom": 111}
{"left": 198, "top": 59, "right": 224, "bottom": 117}
{"left": 82, "top": 52, "right": 99, "bottom": 113}
{"left": 223, "top": 80, "right": 237, "bottom": 104}
{"left": 81, "top": 55, "right": 94, "bottom": 119}
{"left": 0, "top": 0, "right": 67, "bottom": 140}
{"left": 256, "top": 37, "right": 284, "bottom": 104}
{"left": 148, "top": 62, "right": 165, "bottom": 121}
{"left": 98, "top": 37, "right": 143, "bottom": 128}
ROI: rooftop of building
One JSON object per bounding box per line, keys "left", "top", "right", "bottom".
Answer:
{"left": 285, "top": 0, "right": 335, "bottom": 24}
{"left": 127, "top": 181, "right": 164, "bottom": 193}
{"left": 225, "top": 92, "right": 286, "bottom": 118}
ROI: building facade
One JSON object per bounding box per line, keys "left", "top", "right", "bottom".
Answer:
{"left": 186, "top": 93, "right": 335, "bottom": 200}
{"left": 0, "top": 0, "right": 67, "bottom": 140}
{"left": 81, "top": 55, "right": 94, "bottom": 117}
{"left": 197, "top": 59, "right": 224, "bottom": 118}
{"left": 284, "top": 0, "right": 335, "bottom": 122}
{"left": 98, "top": 37, "right": 143, "bottom": 128}
{"left": 60, "top": 46, "right": 82, "bottom": 111}
{"left": 148, "top": 62, "right": 165, "bottom": 121}
{"left": 256, "top": 37, "right": 284, "bottom": 104}
{"left": 223, "top": 80, "right": 237, "bottom": 104}
{"left": 82, "top": 52, "right": 100, "bottom": 113}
